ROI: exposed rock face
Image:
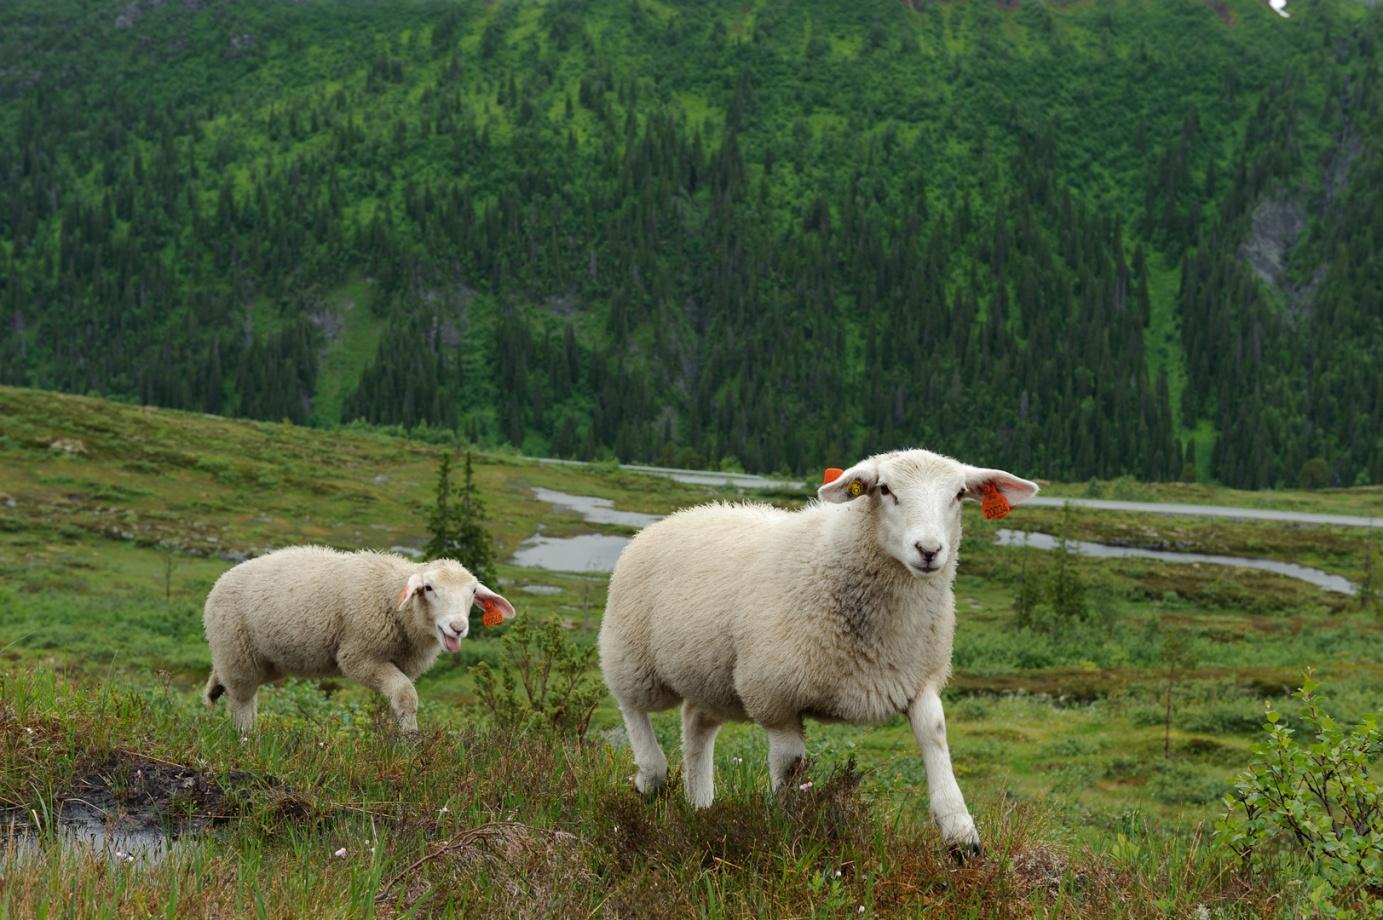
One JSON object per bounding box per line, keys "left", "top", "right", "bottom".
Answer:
{"left": 1241, "top": 195, "right": 1305, "bottom": 291}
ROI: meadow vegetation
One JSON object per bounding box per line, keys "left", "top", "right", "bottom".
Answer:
{"left": 1, "top": 387, "right": 1380, "bottom": 914}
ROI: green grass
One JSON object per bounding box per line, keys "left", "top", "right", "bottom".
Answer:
{"left": 310, "top": 279, "right": 387, "bottom": 427}
{"left": 1, "top": 386, "right": 1379, "bottom": 915}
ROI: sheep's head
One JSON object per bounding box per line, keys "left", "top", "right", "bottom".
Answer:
{"left": 819, "top": 450, "right": 1039, "bottom": 578}
{"left": 395, "top": 560, "right": 516, "bottom": 652}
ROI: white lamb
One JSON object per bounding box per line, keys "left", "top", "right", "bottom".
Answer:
{"left": 598, "top": 449, "right": 1038, "bottom": 854}
{"left": 202, "top": 546, "right": 515, "bottom": 732}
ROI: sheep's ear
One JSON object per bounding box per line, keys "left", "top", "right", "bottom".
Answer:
{"left": 818, "top": 460, "right": 878, "bottom": 504}
{"left": 961, "top": 466, "right": 1040, "bottom": 517}
{"left": 396, "top": 573, "right": 425, "bottom": 611}
{"left": 474, "top": 583, "right": 516, "bottom": 627}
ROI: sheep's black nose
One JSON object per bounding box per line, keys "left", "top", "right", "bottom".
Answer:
{"left": 915, "top": 542, "right": 942, "bottom": 565}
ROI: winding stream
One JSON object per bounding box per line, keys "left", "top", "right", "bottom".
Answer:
{"left": 510, "top": 487, "right": 1357, "bottom": 592}
{"left": 994, "top": 529, "right": 1355, "bottom": 595}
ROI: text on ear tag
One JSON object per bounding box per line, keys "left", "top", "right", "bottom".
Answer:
{"left": 481, "top": 598, "right": 505, "bottom": 627}
{"left": 823, "top": 467, "right": 844, "bottom": 484}
{"left": 847, "top": 479, "right": 865, "bottom": 498}
{"left": 981, "top": 482, "right": 1011, "bottom": 520}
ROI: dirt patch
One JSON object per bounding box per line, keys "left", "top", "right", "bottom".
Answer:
{"left": 4, "top": 746, "right": 304, "bottom": 856}
{"left": 63, "top": 750, "right": 246, "bottom": 831}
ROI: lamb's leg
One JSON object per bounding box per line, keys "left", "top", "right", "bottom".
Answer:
{"left": 224, "top": 682, "right": 259, "bottom": 733}
{"left": 680, "top": 702, "right": 722, "bottom": 808}
{"left": 909, "top": 688, "right": 980, "bottom": 856}
{"left": 619, "top": 701, "right": 668, "bottom": 795}
{"left": 766, "top": 724, "right": 807, "bottom": 791}
{"left": 340, "top": 657, "right": 419, "bottom": 733}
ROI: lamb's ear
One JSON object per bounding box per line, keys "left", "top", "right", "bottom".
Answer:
{"left": 961, "top": 466, "right": 1040, "bottom": 510}
{"left": 474, "top": 583, "right": 516, "bottom": 627}
{"left": 396, "top": 573, "right": 425, "bottom": 611}
{"left": 818, "top": 459, "right": 879, "bottom": 504}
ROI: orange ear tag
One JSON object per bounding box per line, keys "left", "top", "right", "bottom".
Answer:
{"left": 481, "top": 599, "right": 505, "bottom": 628}
{"left": 980, "top": 482, "right": 1011, "bottom": 520}
{"left": 823, "top": 467, "right": 844, "bottom": 484}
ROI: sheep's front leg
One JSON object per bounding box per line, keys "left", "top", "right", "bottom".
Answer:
{"left": 908, "top": 688, "right": 980, "bottom": 856}
{"left": 340, "top": 656, "right": 419, "bottom": 733}
{"left": 680, "top": 702, "right": 722, "bottom": 808}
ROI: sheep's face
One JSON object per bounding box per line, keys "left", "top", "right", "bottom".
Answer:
{"left": 819, "top": 450, "right": 1039, "bottom": 578}
{"left": 396, "top": 561, "right": 516, "bottom": 652}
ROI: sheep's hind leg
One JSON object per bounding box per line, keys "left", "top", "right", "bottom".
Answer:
{"left": 680, "top": 703, "right": 722, "bottom": 808}
{"left": 909, "top": 688, "right": 980, "bottom": 857}
{"left": 224, "top": 682, "right": 259, "bottom": 733}
{"left": 340, "top": 657, "right": 420, "bottom": 733}
{"left": 766, "top": 723, "right": 807, "bottom": 791}
{"left": 619, "top": 702, "right": 668, "bottom": 795}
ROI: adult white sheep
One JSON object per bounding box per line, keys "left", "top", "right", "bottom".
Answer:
{"left": 598, "top": 449, "right": 1038, "bottom": 854}
{"left": 202, "top": 547, "right": 515, "bottom": 733}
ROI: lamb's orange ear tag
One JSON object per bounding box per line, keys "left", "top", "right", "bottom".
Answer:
{"left": 823, "top": 467, "right": 844, "bottom": 484}
{"left": 980, "top": 482, "right": 1011, "bottom": 521}
{"left": 480, "top": 599, "right": 505, "bottom": 628}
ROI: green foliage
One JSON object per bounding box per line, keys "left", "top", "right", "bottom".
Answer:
{"left": 423, "top": 451, "right": 456, "bottom": 562}
{"left": 1, "top": 1, "right": 1378, "bottom": 486}
{"left": 1301, "top": 458, "right": 1332, "bottom": 491}
{"left": 1161, "top": 626, "right": 1198, "bottom": 757}
{"left": 1216, "top": 672, "right": 1383, "bottom": 916}
{"left": 453, "top": 453, "right": 498, "bottom": 587}
{"left": 424, "top": 451, "right": 498, "bottom": 628}
{"left": 1014, "top": 506, "right": 1097, "bottom": 635}
{"left": 468, "top": 617, "right": 602, "bottom": 742}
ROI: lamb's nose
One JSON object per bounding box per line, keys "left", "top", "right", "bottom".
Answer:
{"left": 449, "top": 619, "right": 469, "bottom": 637}
{"left": 915, "top": 542, "right": 943, "bottom": 565}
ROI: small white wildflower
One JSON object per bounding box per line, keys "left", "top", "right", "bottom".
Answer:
{"left": 126, "top": 855, "right": 135, "bottom": 863}
{"left": 834, "top": 869, "right": 841, "bottom": 877}
{"left": 799, "top": 781, "right": 813, "bottom": 791}
{"left": 439, "top": 805, "right": 449, "bottom": 814}
{"left": 114, "top": 850, "right": 124, "bottom": 858}
{"left": 733, "top": 756, "right": 743, "bottom": 764}
{"left": 24, "top": 727, "right": 33, "bottom": 734}
{"left": 318, "top": 742, "right": 325, "bottom": 748}
{"left": 240, "top": 735, "right": 249, "bottom": 744}
{"left": 858, "top": 907, "right": 865, "bottom": 915}
{"left": 334, "top": 847, "right": 348, "bottom": 858}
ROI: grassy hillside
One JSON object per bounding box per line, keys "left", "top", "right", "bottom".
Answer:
{"left": 1, "top": 0, "right": 1379, "bottom": 487}
{"left": 1, "top": 387, "right": 1380, "bottom": 914}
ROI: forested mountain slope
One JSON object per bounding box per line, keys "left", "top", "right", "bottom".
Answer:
{"left": 0, "top": 0, "right": 1378, "bottom": 487}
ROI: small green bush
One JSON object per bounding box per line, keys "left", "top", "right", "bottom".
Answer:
{"left": 468, "top": 617, "right": 603, "bottom": 742}
{"left": 1216, "top": 672, "right": 1382, "bottom": 917}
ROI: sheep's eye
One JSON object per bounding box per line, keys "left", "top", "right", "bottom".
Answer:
{"left": 955, "top": 490, "right": 967, "bottom": 502}
{"left": 424, "top": 585, "right": 434, "bottom": 593}
{"left": 878, "top": 484, "right": 890, "bottom": 497}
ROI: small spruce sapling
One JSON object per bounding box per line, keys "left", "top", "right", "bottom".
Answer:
{"left": 1160, "top": 626, "right": 1197, "bottom": 758}
{"left": 425, "top": 451, "right": 500, "bottom": 632}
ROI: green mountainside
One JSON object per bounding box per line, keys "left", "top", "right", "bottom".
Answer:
{"left": 1, "top": 0, "right": 1378, "bottom": 487}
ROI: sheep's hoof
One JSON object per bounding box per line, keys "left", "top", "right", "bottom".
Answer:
{"left": 632, "top": 771, "right": 667, "bottom": 797}
{"left": 948, "top": 840, "right": 983, "bottom": 865}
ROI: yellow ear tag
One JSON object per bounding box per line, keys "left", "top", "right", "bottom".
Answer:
{"left": 847, "top": 480, "right": 864, "bottom": 498}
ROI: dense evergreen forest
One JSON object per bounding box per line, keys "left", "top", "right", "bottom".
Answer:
{"left": 0, "top": 0, "right": 1378, "bottom": 487}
